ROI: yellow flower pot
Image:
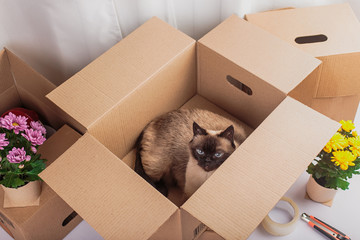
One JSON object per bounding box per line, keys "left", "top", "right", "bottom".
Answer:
{"left": 306, "top": 176, "right": 337, "bottom": 203}
{"left": 1, "top": 181, "right": 42, "bottom": 208}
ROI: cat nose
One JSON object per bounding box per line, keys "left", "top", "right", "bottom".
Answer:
{"left": 205, "top": 158, "right": 211, "bottom": 162}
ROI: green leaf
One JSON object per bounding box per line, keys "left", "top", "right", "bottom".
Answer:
{"left": 25, "top": 174, "right": 40, "bottom": 182}
{"left": 27, "top": 166, "right": 44, "bottom": 175}
{"left": 28, "top": 161, "right": 46, "bottom": 175}
{"left": 31, "top": 154, "right": 40, "bottom": 161}
{"left": 314, "top": 171, "right": 322, "bottom": 179}
{"left": 11, "top": 178, "right": 26, "bottom": 188}
{"left": 31, "top": 160, "right": 46, "bottom": 169}
{"left": 306, "top": 164, "right": 315, "bottom": 175}
{"left": 324, "top": 177, "right": 339, "bottom": 190}
{"left": 0, "top": 173, "right": 25, "bottom": 188}
{"left": 337, "top": 178, "right": 350, "bottom": 190}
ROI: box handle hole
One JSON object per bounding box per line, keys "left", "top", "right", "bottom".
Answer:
{"left": 226, "top": 75, "right": 252, "bottom": 95}
{"left": 295, "top": 34, "right": 327, "bottom": 44}
{"left": 62, "top": 211, "right": 78, "bottom": 227}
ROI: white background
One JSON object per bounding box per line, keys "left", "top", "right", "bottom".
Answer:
{"left": 0, "top": 0, "right": 359, "bottom": 86}
{"left": 1, "top": 0, "right": 360, "bottom": 239}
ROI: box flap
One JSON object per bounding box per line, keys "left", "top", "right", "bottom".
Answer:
{"left": 6, "top": 49, "right": 57, "bottom": 104}
{"left": 0, "top": 49, "right": 21, "bottom": 114}
{"left": 4, "top": 49, "right": 65, "bottom": 129}
{"left": 198, "top": 15, "right": 321, "bottom": 96}
{"left": 315, "top": 53, "right": 360, "bottom": 98}
{"left": 245, "top": 4, "right": 360, "bottom": 98}
{"left": 148, "top": 210, "right": 182, "bottom": 240}
{"left": 38, "top": 125, "right": 81, "bottom": 166}
{"left": 182, "top": 97, "right": 339, "bottom": 239}
{"left": 40, "top": 133, "right": 178, "bottom": 239}
{"left": 245, "top": 3, "right": 360, "bottom": 57}
{"left": 47, "top": 17, "right": 195, "bottom": 132}
{"left": 0, "top": 49, "right": 15, "bottom": 95}
{"left": 310, "top": 94, "right": 360, "bottom": 122}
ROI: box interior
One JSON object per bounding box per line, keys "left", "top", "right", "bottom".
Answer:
{"left": 123, "top": 94, "right": 254, "bottom": 205}
{"left": 42, "top": 16, "right": 340, "bottom": 239}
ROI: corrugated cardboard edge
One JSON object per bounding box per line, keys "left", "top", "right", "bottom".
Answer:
{"left": 182, "top": 97, "right": 340, "bottom": 239}
{"left": 40, "top": 133, "right": 178, "bottom": 240}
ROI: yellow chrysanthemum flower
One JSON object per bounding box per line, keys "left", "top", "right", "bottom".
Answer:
{"left": 349, "top": 136, "right": 360, "bottom": 157}
{"left": 353, "top": 131, "right": 358, "bottom": 137}
{"left": 340, "top": 120, "right": 355, "bottom": 132}
{"left": 350, "top": 146, "right": 360, "bottom": 158}
{"left": 323, "top": 132, "right": 349, "bottom": 153}
{"left": 348, "top": 136, "right": 360, "bottom": 146}
{"left": 331, "top": 150, "right": 356, "bottom": 170}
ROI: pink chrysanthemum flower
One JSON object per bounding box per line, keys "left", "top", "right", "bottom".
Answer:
{"left": 21, "top": 129, "right": 46, "bottom": 146}
{"left": 0, "top": 133, "right": 9, "bottom": 150}
{"left": 30, "top": 121, "right": 46, "bottom": 135}
{"left": 31, "top": 146, "right": 37, "bottom": 154}
{"left": 0, "top": 112, "right": 28, "bottom": 134}
{"left": 7, "top": 147, "right": 31, "bottom": 163}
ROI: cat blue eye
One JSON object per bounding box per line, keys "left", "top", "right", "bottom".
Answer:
{"left": 196, "top": 148, "right": 204, "bottom": 155}
{"left": 214, "top": 152, "right": 224, "bottom": 158}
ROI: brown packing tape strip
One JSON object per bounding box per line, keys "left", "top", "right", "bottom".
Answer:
{"left": 261, "top": 197, "right": 299, "bottom": 236}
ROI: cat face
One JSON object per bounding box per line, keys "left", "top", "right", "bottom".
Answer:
{"left": 189, "top": 122, "right": 236, "bottom": 172}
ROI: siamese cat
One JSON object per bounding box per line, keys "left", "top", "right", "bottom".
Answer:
{"left": 135, "top": 108, "right": 252, "bottom": 198}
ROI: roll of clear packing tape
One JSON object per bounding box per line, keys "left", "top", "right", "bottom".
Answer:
{"left": 261, "top": 197, "right": 299, "bottom": 236}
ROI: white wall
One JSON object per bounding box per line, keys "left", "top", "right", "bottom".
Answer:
{"left": 0, "top": 0, "right": 357, "bottom": 85}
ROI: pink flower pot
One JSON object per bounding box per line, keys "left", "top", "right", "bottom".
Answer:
{"left": 306, "top": 176, "right": 337, "bottom": 203}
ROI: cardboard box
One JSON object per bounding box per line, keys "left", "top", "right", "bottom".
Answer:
{"left": 40, "top": 16, "right": 339, "bottom": 239}
{"left": 245, "top": 3, "right": 360, "bottom": 122}
{"left": 0, "top": 49, "right": 82, "bottom": 239}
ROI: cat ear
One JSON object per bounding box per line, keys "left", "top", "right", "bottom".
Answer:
{"left": 193, "top": 122, "right": 207, "bottom": 136}
{"left": 219, "top": 125, "right": 234, "bottom": 143}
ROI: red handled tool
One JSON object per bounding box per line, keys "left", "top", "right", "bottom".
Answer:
{"left": 301, "top": 213, "right": 351, "bottom": 240}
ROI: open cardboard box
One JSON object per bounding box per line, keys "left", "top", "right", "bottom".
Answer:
{"left": 245, "top": 3, "right": 360, "bottom": 122}
{"left": 0, "top": 49, "right": 82, "bottom": 239}
{"left": 40, "top": 16, "right": 340, "bottom": 239}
